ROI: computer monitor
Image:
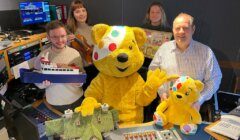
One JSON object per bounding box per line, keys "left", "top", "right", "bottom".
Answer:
{"left": 217, "top": 91, "right": 240, "bottom": 113}
{"left": 19, "top": 1, "right": 51, "bottom": 26}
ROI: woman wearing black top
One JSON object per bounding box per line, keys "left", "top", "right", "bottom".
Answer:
{"left": 142, "top": 1, "right": 171, "bottom": 32}
{"left": 141, "top": 2, "right": 172, "bottom": 122}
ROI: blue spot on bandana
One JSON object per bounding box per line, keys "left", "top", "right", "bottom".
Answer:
{"left": 173, "top": 87, "right": 177, "bottom": 91}
{"left": 180, "top": 76, "right": 187, "bottom": 82}
{"left": 111, "top": 30, "right": 119, "bottom": 37}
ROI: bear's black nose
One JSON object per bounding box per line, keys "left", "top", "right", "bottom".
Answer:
{"left": 117, "top": 53, "right": 128, "bottom": 63}
{"left": 176, "top": 95, "right": 182, "bottom": 99}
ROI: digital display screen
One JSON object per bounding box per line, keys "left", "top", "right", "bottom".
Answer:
{"left": 19, "top": 1, "right": 51, "bottom": 26}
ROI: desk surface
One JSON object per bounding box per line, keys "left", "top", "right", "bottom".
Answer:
{"left": 0, "top": 33, "right": 46, "bottom": 52}
{"left": 111, "top": 122, "right": 211, "bottom": 140}
{"left": 8, "top": 33, "right": 46, "bottom": 49}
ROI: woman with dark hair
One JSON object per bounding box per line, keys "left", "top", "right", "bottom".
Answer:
{"left": 142, "top": 1, "right": 171, "bottom": 32}
{"left": 67, "top": 0, "right": 98, "bottom": 91}
{"left": 141, "top": 1, "right": 172, "bottom": 122}
{"left": 67, "top": 0, "right": 94, "bottom": 53}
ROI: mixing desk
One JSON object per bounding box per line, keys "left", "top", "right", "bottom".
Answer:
{"left": 104, "top": 124, "right": 182, "bottom": 140}
{"left": 103, "top": 122, "right": 211, "bottom": 140}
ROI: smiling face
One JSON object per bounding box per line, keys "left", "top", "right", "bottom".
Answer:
{"left": 94, "top": 28, "right": 144, "bottom": 77}
{"left": 171, "top": 83, "right": 199, "bottom": 105}
{"left": 47, "top": 27, "right": 68, "bottom": 51}
{"left": 73, "top": 6, "right": 87, "bottom": 23}
{"left": 169, "top": 76, "right": 202, "bottom": 105}
{"left": 149, "top": 5, "right": 162, "bottom": 26}
{"left": 173, "top": 14, "right": 195, "bottom": 51}
{"left": 92, "top": 25, "right": 145, "bottom": 77}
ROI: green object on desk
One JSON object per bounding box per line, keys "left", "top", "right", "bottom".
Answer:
{"left": 45, "top": 107, "right": 119, "bottom": 140}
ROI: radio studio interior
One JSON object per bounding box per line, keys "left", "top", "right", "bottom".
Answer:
{"left": 0, "top": 0, "right": 240, "bottom": 140}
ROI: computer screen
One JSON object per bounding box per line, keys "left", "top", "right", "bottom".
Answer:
{"left": 217, "top": 91, "right": 240, "bottom": 113}
{"left": 19, "top": 1, "right": 51, "bottom": 26}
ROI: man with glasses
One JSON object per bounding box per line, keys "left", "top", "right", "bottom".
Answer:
{"left": 34, "top": 20, "right": 85, "bottom": 113}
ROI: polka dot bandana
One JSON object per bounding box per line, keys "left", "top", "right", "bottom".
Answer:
{"left": 92, "top": 26, "right": 126, "bottom": 61}
{"left": 170, "top": 76, "right": 190, "bottom": 91}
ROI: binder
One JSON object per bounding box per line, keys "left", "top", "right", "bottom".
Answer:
{"left": 49, "top": 5, "right": 58, "bottom": 21}
{"left": 49, "top": 5, "right": 67, "bottom": 23}
{"left": 58, "top": 5, "right": 67, "bottom": 24}
{"left": 56, "top": 6, "right": 62, "bottom": 21}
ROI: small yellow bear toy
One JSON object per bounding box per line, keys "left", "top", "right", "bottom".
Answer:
{"left": 75, "top": 24, "right": 176, "bottom": 125}
{"left": 153, "top": 76, "right": 204, "bottom": 135}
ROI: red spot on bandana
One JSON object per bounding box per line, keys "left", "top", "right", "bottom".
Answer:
{"left": 109, "top": 43, "right": 117, "bottom": 51}
{"left": 94, "top": 52, "right": 98, "bottom": 60}
{"left": 177, "top": 83, "right": 182, "bottom": 89}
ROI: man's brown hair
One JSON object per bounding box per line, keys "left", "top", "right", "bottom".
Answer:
{"left": 45, "top": 20, "right": 66, "bottom": 34}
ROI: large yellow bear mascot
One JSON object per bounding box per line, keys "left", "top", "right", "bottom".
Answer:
{"left": 75, "top": 24, "right": 175, "bottom": 125}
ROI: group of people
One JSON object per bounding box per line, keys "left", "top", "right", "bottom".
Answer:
{"left": 34, "top": 0, "right": 222, "bottom": 122}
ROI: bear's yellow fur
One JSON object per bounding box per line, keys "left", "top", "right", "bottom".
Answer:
{"left": 154, "top": 76, "right": 204, "bottom": 130}
{"left": 75, "top": 24, "right": 177, "bottom": 125}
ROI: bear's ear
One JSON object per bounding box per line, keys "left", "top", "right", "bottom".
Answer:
{"left": 194, "top": 80, "right": 204, "bottom": 92}
{"left": 132, "top": 27, "right": 147, "bottom": 47}
{"left": 92, "top": 24, "right": 110, "bottom": 44}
